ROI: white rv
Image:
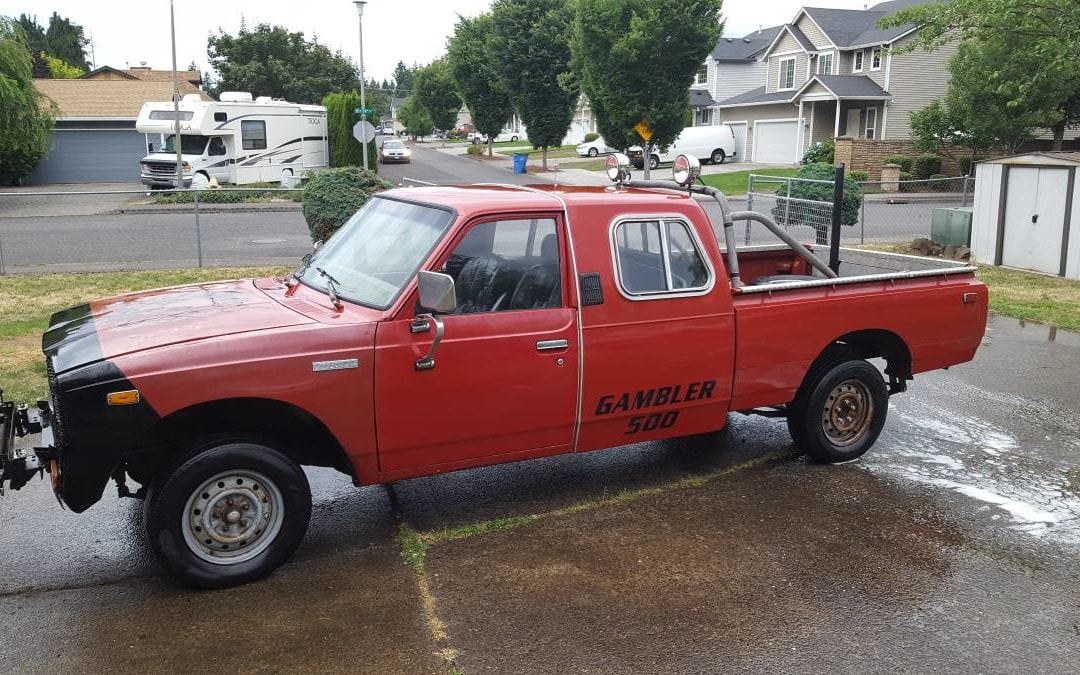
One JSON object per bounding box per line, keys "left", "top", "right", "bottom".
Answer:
{"left": 136, "top": 92, "right": 328, "bottom": 189}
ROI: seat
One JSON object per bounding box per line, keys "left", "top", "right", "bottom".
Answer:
{"left": 508, "top": 234, "right": 562, "bottom": 310}
{"left": 455, "top": 255, "right": 519, "bottom": 313}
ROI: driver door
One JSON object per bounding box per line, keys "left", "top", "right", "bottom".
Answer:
{"left": 373, "top": 214, "right": 579, "bottom": 474}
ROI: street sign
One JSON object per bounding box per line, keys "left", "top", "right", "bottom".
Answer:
{"left": 634, "top": 120, "right": 653, "bottom": 142}
{"left": 354, "top": 107, "right": 373, "bottom": 116}
{"left": 352, "top": 120, "right": 377, "bottom": 144}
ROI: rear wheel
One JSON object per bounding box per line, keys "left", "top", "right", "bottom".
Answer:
{"left": 145, "top": 441, "right": 311, "bottom": 588}
{"left": 649, "top": 154, "right": 660, "bottom": 170}
{"left": 787, "top": 359, "right": 888, "bottom": 463}
{"left": 711, "top": 149, "right": 726, "bottom": 164}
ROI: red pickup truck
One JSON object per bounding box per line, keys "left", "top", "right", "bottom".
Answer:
{"left": 1, "top": 157, "right": 987, "bottom": 587}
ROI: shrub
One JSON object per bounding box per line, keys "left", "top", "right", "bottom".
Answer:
{"left": 913, "top": 153, "right": 942, "bottom": 179}
{"left": 771, "top": 162, "right": 863, "bottom": 242}
{"left": 466, "top": 144, "right": 484, "bottom": 155}
{"left": 153, "top": 187, "right": 302, "bottom": 204}
{"left": 802, "top": 138, "right": 834, "bottom": 165}
{"left": 898, "top": 171, "right": 914, "bottom": 192}
{"left": 848, "top": 170, "right": 869, "bottom": 183}
{"left": 884, "top": 154, "right": 913, "bottom": 173}
{"left": 302, "top": 167, "right": 392, "bottom": 242}
{"left": 583, "top": 132, "right": 600, "bottom": 143}
{"left": 959, "top": 156, "right": 975, "bottom": 176}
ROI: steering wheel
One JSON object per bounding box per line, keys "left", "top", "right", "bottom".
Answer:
{"left": 508, "top": 264, "right": 552, "bottom": 310}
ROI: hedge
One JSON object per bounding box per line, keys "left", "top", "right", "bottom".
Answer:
{"left": 884, "top": 154, "right": 913, "bottom": 173}
{"left": 771, "top": 162, "right": 863, "bottom": 243}
{"left": 302, "top": 167, "right": 393, "bottom": 242}
{"left": 913, "top": 154, "right": 942, "bottom": 180}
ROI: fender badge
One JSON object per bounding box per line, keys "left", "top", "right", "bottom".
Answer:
{"left": 106, "top": 390, "right": 140, "bottom": 406}
{"left": 312, "top": 358, "right": 359, "bottom": 372}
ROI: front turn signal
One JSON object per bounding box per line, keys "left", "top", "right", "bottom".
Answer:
{"left": 106, "top": 390, "right": 140, "bottom": 406}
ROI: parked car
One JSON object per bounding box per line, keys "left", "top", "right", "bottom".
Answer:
{"left": 629, "top": 124, "right": 738, "bottom": 169}
{"left": 576, "top": 137, "right": 617, "bottom": 157}
{"left": 470, "top": 130, "right": 526, "bottom": 144}
{"left": 379, "top": 139, "right": 411, "bottom": 163}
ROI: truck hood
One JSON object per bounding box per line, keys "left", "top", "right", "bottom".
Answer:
{"left": 43, "top": 280, "right": 314, "bottom": 374}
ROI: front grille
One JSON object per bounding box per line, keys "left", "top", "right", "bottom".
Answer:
{"left": 142, "top": 162, "right": 178, "bottom": 177}
{"left": 46, "top": 358, "right": 65, "bottom": 450}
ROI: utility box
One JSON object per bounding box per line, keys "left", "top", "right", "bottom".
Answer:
{"left": 931, "top": 207, "right": 973, "bottom": 247}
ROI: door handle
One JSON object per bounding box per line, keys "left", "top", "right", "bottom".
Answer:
{"left": 536, "top": 339, "right": 569, "bottom": 352}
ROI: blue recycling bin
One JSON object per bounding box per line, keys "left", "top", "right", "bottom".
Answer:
{"left": 512, "top": 152, "right": 528, "bottom": 174}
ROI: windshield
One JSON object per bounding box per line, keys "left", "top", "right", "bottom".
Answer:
{"left": 298, "top": 197, "right": 454, "bottom": 309}
{"left": 162, "top": 134, "right": 209, "bottom": 155}
{"left": 384, "top": 140, "right": 404, "bottom": 149}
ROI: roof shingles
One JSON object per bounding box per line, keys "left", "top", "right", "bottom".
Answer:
{"left": 33, "top": 79, "right": 211, "bottom": 118}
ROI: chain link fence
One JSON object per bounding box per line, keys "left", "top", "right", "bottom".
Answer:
{"left": 742, "top": 173, "right": 975, "bottom": 248}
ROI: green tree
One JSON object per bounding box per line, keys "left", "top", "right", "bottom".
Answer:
{"left": 208, "top": 24, "right": 360, "bottom": 103}
{"left": 882, "top": 0, "right": 1080, "bottom": 150}
{"left": 414, "top": 58, "right": 461, "bottom": 147}
{"left": 491, "top": 0, "right": 578, "bottom": 170}
{"left": 573, "top": 0, "right": 723, "bottom": 177}
{"left": 399, "top": 95, "right": 434, "bottom": 140}
{"left": 42, "top": 52, "right": 83, "bottom": 78}
{"left": 391, "top": 60, "right": 415, "bottom": 98}
{"left": 0, "top": 18, "right": 55, "bottom": 184}
{"left": 448, "top": 13, "right": 513, "bottom": 157}
{"left": 323, "top": 91, "right": 379, "bottom": 169}
{"left": 14, "top": 14, "right": 47, "bottom": 77}
{"left": 44, "top": 11, "right": 89, "bottom": 71}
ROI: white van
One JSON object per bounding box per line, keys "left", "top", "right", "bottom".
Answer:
{"left": 136, "top": 92, "right": 329, "bottom": 189}
{"left": 629, "top": 124, "right": 738, "bottom": 169}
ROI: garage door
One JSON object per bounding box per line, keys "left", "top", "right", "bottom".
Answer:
{"left": 753, "top": 121, "right": 799, "bottom": 164}
{"left": 727, "top": 123, "right": 747, "bottom": 163}
{"left": 26, "top": 128, "right": 147, "bottom": 184}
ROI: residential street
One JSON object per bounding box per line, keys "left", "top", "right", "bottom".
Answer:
{"left": 2, "top": 314, "right": 1078, "bottom": 672}
{"left": 0, "top": 144, "right": 957, "bottom": 273}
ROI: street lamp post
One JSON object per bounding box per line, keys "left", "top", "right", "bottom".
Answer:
{"left": 170, "top": 0, "right": 183, "bottom": 189}
{"left": 353, "top": 1, "right": 369, "bottom": 171}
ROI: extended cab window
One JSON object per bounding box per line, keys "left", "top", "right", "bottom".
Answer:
{"left": 613, "top": 218, "right": 711, "bottom": 296}
{"left": 444, "top": 218, "right": 562, "bottom": 313}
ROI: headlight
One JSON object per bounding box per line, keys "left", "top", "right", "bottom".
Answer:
{"left": 182, "top": 162, "right": 192, "bottom": 171}
{"left": 672, "top": 154, "right": 701, "bottom": 187}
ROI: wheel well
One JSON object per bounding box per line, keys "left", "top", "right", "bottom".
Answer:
{"left": 807, "top": 329, "right": 912, "bottom": 395}
{"left": 126, "top": 398, "right": 355, "bottom": 485}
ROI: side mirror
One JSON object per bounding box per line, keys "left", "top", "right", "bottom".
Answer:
{"left": 417, "top": 270, "right": 457, "bottom": 313}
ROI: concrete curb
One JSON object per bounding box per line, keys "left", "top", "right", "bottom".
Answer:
{"left": 115, "top": 201, "right": 303, "bottom": 214}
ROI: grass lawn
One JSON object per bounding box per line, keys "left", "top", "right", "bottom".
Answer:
{"left": 700, "top": 167, "right": 799, "bottom": 195}
{"left": 523, "top": 145, "right": 580, "bottom": 160}
{"left": 0, "top": 267, "right": 288, "bottom": 403}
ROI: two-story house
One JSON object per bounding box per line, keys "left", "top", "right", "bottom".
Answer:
{"left": 711, "top": 0, "right": 955, "bottom": 165}
{"left": 689, "top": 25, "right": 781, "bottom": 128}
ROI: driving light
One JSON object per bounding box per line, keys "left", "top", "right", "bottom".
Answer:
{"left": 606, "top": 152, "right": 631, "bottom": 183}
{"left": 672, "top": 154, "right": 701, "bottom": 187}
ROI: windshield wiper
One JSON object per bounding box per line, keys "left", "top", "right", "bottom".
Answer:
{"left": 315, "top": 266, "right": 344, "bottom": 310}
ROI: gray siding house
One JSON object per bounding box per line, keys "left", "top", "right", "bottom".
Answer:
{"left": 710, "top": 0, "right": 947, "bottom": 164}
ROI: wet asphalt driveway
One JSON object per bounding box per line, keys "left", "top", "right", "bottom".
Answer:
{"left": 2, "top": 313, "right": 1079, "bottom": 673}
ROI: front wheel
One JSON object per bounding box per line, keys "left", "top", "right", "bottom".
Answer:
{"left": 145, "top": 441, "right": 312, "bottom": 588}
{"left": 588, "top": 147, "right": 598, "bottom": 157}
{"left": 191, "top": 172, "right": 209, "bottom": 190}
{"left": 787, "top": 359, "right": 888, "bottom": 463}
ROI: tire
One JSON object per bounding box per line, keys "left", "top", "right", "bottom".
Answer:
{"left": 649, "top": 154, "right": 660, "bottom": 170}
{"left": 588, "top": 147, "right": 598, "bottom": 157}
{"left": 510, "top": 135, "right": 518, "bottom": 142}
{"left": 191, "top": 172, "right": 209, "bottom": 190}
{"left": 786, "top": 359, "right": 888, "bottom": 464}
{"left": 711, "top": 149, "right": 726, "bottom": 164}
{"left": 145, "top": 441, "right": 312, "bottom": 589}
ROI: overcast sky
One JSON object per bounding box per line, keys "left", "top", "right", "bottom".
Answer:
{"left": 1, "top": 0, "right": 873, "bottom": 86}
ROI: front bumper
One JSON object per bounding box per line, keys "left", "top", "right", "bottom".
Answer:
{"left": 140, "top": 174, "right": 192, "bottom": 189}
{"left": 1, "top": 399, "right": 57, "bottom": 496}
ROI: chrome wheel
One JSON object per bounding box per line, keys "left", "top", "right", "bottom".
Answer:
{"left": 821, "top": 379, "right": 874, "bottom": 447}
{"left": 181, "top": 469, "right": 285, "bottom": 565}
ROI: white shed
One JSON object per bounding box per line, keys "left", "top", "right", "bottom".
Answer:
{"left": 972, "top": 152, "right": 1080, "bottom": 278}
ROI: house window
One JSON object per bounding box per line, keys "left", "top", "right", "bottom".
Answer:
{"left": 778, "top": 57, "right": 796, "bottom": 90}
{"left": 241, "top": 120, "right": 267, "bottom": 150}
{"left": 853, "top": 50, "right": 865, "bottom": 72}
{"left": 865, "top": 107, "right": 878, "bottom": 139}
{"left": 871, "top": 48, "right": 883, "bottom": 70}
{"left": 697, "top": 108, "right": 713, "bottom": 126}
{"left": 694, "top": 63, "right": 709, "bottom": 86}
{"left": 818, "top": 52, "right": 834, "bottom": 75}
